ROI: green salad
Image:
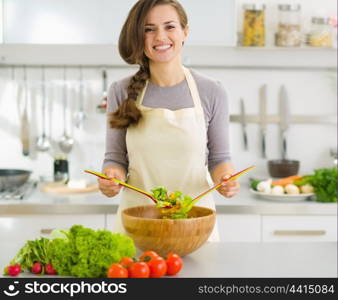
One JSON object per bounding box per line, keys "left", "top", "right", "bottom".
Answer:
{"left": 151, "top": 186, "right": 195, "bottom": 219}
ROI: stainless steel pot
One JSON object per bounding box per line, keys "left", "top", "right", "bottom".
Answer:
{"left": 0, "top": 169, "right": 31, "bottom": 190}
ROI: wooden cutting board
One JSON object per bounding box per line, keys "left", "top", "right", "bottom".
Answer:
{"left": 40, "top": 182, "right": 99, "bottom": 194}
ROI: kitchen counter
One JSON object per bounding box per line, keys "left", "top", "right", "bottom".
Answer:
{"left": 1, "top": 242, "right": 336, "bottom": 278}
{"left": 181, "top": 241, "right": 337, "bottom": 277}
{"left": 0, "top": 185, "right": 336, "bottom": 215}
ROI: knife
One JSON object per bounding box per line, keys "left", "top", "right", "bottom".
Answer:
{"left": 259, "top": 84, "right": 267, "bottom": 158}
{"left": 279, "top": 85, "right": 290, "bottom": 160}
{"left": 21, "top": 66, "right": 30, "bottom": 156}
{"left": 240, "top": 98, "right": 248, "bottom": 150}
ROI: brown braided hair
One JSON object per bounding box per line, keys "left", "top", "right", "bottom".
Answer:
{"left": 109, "top": 0, "right": 188, "bottom": 129}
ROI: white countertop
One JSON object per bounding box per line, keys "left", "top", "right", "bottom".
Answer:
{"left": 1, "top": 242, "right": 336, "bottom": 278}
{"left": 0, "top": 184, "right": 336, "bottom": 215}
{"left": 180, "top": 242, "right": 337, "bottom": 277}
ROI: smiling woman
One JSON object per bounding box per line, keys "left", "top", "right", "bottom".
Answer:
{"left": 143, "top": 5, "right": 188, "bottom": 67}
{"left": 100, "top": 0, "right": 239, "bottom": 242}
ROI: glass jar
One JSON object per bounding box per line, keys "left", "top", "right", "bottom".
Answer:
{"left": 275, "top": 4, "right": 301, "bottom": 47}
{"left": 54, "top": 156, "right": 69, "bottom": 182}
{"left": 242, "top": 4, "right": 266, "bottom": 47}
{"left": 307, "top": 17, "right": 333, "bottom": 47}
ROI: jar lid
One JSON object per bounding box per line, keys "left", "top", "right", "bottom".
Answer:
{"left": 278, "top": 4, "right": 301, "bottom": 11}
{"left": 311, "top": 17, "right": 331, "bottom": 25}
{"left": 54, "top": 155, "right": 67, "bottom": 160}
{"left": 243, "top": 4, "right": 266, "bottom": 11}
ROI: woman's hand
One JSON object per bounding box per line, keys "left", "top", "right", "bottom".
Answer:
{"left": 98, "top": 166, "right": 126, "bottom": 198}
{"left": 217, "top": 174, "right": 240, "bottom": 198}
{"left": 211, "top": 162, "right": 240, "bottom": 198}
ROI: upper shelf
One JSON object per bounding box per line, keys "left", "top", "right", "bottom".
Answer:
{"left": 0, "top": 44, "right": 336, "bottom": 70}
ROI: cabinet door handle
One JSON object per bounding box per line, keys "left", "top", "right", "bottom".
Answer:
{"left": 273, "top": 230, "right": 326, "bottom": 236}
{"left": 40, "top": 228, "right": 55, "bottom": 234}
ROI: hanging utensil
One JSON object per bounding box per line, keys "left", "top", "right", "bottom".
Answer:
{"left": 36, "top": 66, "right": 51, "bottom": 152}
{"left": 240, "top": 98, "right": 248, "bottom": 150}
{"left": 279, "top": 85, "right": 290, "bottom": 160}
{"left": 259, "top": 84, "right": 267, "bottom": 158}
{"left": 84, "top": 170, "right": 158, "bottom": 204}
{"left": 59, "top": 66, "right": 74, "bottom": 154}
{"left": 20, "top": 66, "right": 30, "bottom": 156}
{"left": 74, "top": 66, "right": 86, "bottom": 128}
{"left": 96, "top": 68, "right": 108, "bottom": 113}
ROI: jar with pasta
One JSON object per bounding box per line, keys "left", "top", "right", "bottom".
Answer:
{"left": 242, "top": 4, "right": 266, "bottom": 47}
{"left": 307, "top": 17, "right": 333, "bottom": 47}
{"left": 275, "top": 4, "right": 302, "bottom": 47}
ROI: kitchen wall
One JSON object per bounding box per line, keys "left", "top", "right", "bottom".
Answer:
{"left": 0, "top": 0, "right": 337, "bottom": 184}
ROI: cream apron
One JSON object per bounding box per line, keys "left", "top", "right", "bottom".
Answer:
{"left": 114, "top": 67, "right": 219, "bottom": 242}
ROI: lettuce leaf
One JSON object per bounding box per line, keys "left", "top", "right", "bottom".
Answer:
{"left": 49, "top": 225, "right": 136, "bottom": 278}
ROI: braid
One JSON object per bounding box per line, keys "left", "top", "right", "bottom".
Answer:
{"left": 109, "top": 66, "right": 150, "bottom": 129}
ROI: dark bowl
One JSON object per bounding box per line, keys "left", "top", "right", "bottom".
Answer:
{"left": 267, "top": 160, "right": 300, "bottom": 178}
{"left": 0, "top": 169, "right": 32, "bottom": 190}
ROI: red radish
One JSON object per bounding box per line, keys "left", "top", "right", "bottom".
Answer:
{"left": 45, "top": 263, "right": 57, "bottom": 275}
{"left": 7, "top": 264, "right": 21, "bottom": 276}
{"left": 31, "top": 262, "right": 42, "bottom": 274}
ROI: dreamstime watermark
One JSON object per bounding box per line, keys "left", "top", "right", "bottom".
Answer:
{"left": 2, "top": 281, "right": 127, "bottom": 297}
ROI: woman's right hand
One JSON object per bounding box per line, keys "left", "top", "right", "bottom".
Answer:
{"left": 98, "top": 166, "right": 126, "bottom": 198}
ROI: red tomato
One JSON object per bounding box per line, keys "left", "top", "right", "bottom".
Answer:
{"left": 139, "top": 250, "right": 159, "bottom": 262}
{"left": 119, "top": 257, "right": 134, "bottom": 268}
{"left": 147, "top": 256, "right": 167, "bottom": 278}
{"left": 128, "top": 262, "right": 150, "bottom": 278}
{"left": 107, "top": 263, "right": 128, "bottom": 278}
{"left": 165, "top": 253, "right": 183, "bottom": 276}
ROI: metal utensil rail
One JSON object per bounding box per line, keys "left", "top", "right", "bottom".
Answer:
{"left": 230, "top": 114, "right": 336, "bottom": 125}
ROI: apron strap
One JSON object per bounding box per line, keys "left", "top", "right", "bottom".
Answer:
{"left": 137, "top": 81, "right": 148, "bottom": 106}
{"left": 182, "top": 66, "right": 203, "bottom": 113}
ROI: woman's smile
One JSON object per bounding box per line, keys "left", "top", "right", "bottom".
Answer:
{"left": 153, "top": 43, "right": 173, "bottom": 52}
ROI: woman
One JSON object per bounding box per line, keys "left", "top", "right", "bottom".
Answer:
{"left": 99, "top": 0, "right": 239, "bottom": 241}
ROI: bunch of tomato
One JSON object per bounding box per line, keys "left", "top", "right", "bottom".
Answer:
{"left": 107, "top": 251, "right": 183, "bottom": 278}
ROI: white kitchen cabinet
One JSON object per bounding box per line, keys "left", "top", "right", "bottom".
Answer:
{"left": 105, "top": 214, "right": 117, "bottom": 232}
{"left": 262, "top": 215, "right": 337, "bottom": 242}
{"left": 217, "top": 214, "right": 261, "bottom": 242}
{"left": 0, "top": 214, "right": 105, "bottom": 243}
{"left": 2, "top": 0, "right": 236, "bottom": 46}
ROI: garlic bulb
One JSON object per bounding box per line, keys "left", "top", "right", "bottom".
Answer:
{"left": 257, "top": 179, "right": 272, "bottom": 194}
{"left": 285, "top": 184, "right": 300, "bottom": 195}
{"left": 300, "top": 184, "right": 314, "bottom": 194}
{"left": 271, "top": 185, "right": 284, "bottom": 195}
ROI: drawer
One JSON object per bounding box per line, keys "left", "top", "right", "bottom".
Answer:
{"left": 217, "top": 214, "right": 261, "bottom": 242}
{"left": 0, "top": 214, "right": 105, "bottom": 243}
{"left": 262, "top": 215, "right": 337, "bottom": 242}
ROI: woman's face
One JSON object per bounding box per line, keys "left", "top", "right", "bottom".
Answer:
{"left": 144, "top": 4, "right": 188, "bottom": 64}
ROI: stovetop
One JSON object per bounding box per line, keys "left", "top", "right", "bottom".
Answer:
{"left": 0, "top": 181, "right": 37, "bottom": 200}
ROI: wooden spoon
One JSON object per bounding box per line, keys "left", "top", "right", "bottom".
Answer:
{"left": 84, "top": 170, "right": 158, "bottom": 204}
{"left": 190, "top": 165, "right": 256, "bottom": 207}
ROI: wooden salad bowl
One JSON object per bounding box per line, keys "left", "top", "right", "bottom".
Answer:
{"left": 121, "top": 205, "right": 216, "bottom": 257}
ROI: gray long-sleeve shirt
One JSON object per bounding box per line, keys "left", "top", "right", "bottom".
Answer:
{"left": 102, "top": 68, "right": 231, "bottom": 173}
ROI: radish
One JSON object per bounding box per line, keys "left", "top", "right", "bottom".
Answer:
{"left": 31, "top": 262, "right": 42, "bottom": 274}
{"left": 7, "top": 264, "right": 21, "bottom": 276}
{"left": 45, "top": 263, "right": 57, "bottom": 275}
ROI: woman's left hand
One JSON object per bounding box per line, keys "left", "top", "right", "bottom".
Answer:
{"left": 217, "top": 174, "right": 240, "bottom": 198}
